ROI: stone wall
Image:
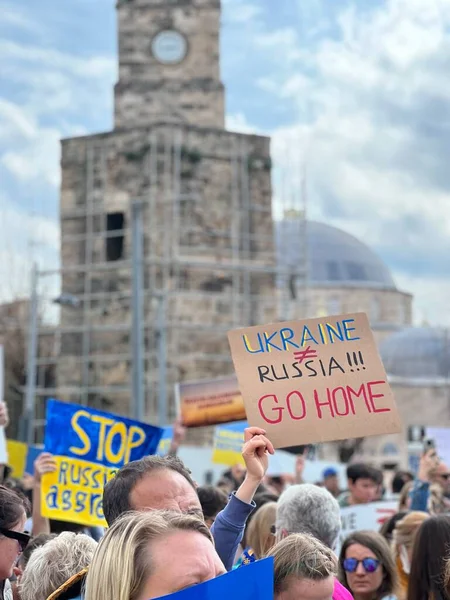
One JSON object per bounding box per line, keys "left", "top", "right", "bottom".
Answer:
{"left": 58, "top": 123, "right": 275, "bottom": 422}
{"left": 115, "top": 0, "right": 224, "bottom": 129}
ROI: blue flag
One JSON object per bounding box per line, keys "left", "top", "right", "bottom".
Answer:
{"left": 152, "top": 558, "right": 274, "bottom": 600}
{"left": 44, "top": 399, "right": 163, "bottom": 467}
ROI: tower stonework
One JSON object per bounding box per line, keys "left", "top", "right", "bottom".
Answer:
{"left": 58, "top": 0, "right": 275, "bottom": 427}
{"left": 115, "top": 0, "right": 225, "bottom": 128}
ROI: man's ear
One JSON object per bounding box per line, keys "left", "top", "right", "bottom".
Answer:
{"left": 13, "top": 566, "right": 22, "bottom": 579}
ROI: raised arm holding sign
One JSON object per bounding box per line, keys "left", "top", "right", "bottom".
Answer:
{"left": 228, "top": 312, "right": 401, "bottom": 448}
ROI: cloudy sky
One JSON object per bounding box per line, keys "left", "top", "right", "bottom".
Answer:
{"left": 1, "top": 0, "right": 449, "bottom": 325}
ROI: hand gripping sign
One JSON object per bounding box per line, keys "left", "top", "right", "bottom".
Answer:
{"left": 228, "top": 312, "right": 401, "bottom": 449}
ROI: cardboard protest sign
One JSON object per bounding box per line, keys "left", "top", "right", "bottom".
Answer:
{"left": 337, "top": 501, "right": 397, "bottom": 552}
{"left": 212, "top": 421, "right": 247, "bottom": 467}
{"left": 156, "top": 557, "right": 274, "bottom": 600}
{"left": 7, "top": 440, "right": 27, "bottom": 478}
{"left": 228, "top": 312, "right": 401, "bottom": 449}
{"left": 42, "top": 399, "right": 163, "bottom": 527}
{"left": 178, "top": 375, "right": 246, "bottom": 427}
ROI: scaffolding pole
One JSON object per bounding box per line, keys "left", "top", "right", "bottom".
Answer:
{"left": 81, "top": 145, "right": 95, "bottom": 406}
{"left": 131, "top": 200, "right": 145, "bottom": 422}
{"left": 157, "top": 294, "right": 167, "bottom": 427}
{"left": 22, "top": 263, "right": 38, "bottom": 445}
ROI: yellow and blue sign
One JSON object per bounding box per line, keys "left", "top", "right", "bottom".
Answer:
{"left": 41, "top": 399, "right": 163, "bottom": 527}
{"left": 212, "top": 421, "right": 247, "bottom": 467}
{"left": 6, "top": 440, "right": 28, "bottom": 479}
{"left": 25, "top": 445, "right": 44, "bottom": 475}
{"left": 156, "top": 426, "right": 173, "bottom": 456}
{"left": 161, "top": 557, "right": 274, "bottom": 600}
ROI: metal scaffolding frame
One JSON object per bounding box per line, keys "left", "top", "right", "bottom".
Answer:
{"left": 26, "top": 126, "right": 308, "bottom": 440}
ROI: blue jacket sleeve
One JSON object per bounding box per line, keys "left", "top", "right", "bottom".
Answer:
{"left": 410, "top": 479, "right": 430, "bottom": 512}
{"left": 211, "top": 492, "right": 255, "bottom": 571}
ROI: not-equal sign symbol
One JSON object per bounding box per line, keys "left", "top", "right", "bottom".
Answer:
{"left": 346, "top": 351, "right": 366, "bottom": 372}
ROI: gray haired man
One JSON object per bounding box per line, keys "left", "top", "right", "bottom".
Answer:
{"left": 275, "top": 484, "right": 353, "bottom": 600}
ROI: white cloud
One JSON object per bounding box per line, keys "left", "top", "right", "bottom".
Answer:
{"left": 226, "top": 112, "right": 263, "bottom": 134}
{"left": 0, "top": 100, "right": 63, "bottom": 187}
{"left": 0, "top": 3, "right": 41, "bottom": 34}
{"left": 251, "top": 0, "right": 450, "bottom": 326}
{"left": 0, "top": 192, "right": 60, "bottom": 302}
{"left": 222, "top": 0, "right": 262, "bottom": 23}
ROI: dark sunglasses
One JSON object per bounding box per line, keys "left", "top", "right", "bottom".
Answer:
{"left": 0, "top": 528, "right": 30, "bottom": 552}
{"left": 343, "top": 557, "right": 380, "bottom": 573}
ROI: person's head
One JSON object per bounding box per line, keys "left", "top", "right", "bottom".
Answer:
{"left": 407, "top": 515, "right": 450, "bottom": 600}
{"left": 0, "top": 485, "right": 30, "bottom": 581}
{"left": 242, "top": 490, "right": 279, "bottom": 549}
{"left": 339, "top": 530, "right": 398, "bottom": 600}
{"left": 391, "top": 471, "right": 414, "bottom": 495}
{"left": 322, "top": 468, "right": 340, "bottom": 496}
{"left": 432, "top": 462, "right": 450, "bottom": 495}
{"left": 230, "top": 463, "right": 246, "bottom": 486}
{"left": 445, "top": 558, "right": 450, "bottom": 598}
{"left": 276, "top": 484, "right": 341, "bottom": 550}
{"left": 346, "top": 463, "right": 378, "bottom": 505}
{"left": 268, "top": 533, "right": 337, "bottom": 600}
{"left": 19, "top": 532, "right": 97, "bottom": 600}
{"left": 103, "top": 455, "right": 200, "bottom": 526}
{"left": 266, "top": 476, "right": 285, "bottom": 496}
{"left": 378, "top": 511, "right": 408, "bottom": 544}
{"left": 49, "top": 519, "right": 87, "bottom": 534}
{"left": 197, "top": 486, "right": 228, "bottom": 528}
{"left": 398, "top": 481, "right": 413, "bottom": 511}
{"left": 392, "top": 511, "right": 428, "bottom": 577}
{"left": 14, "top": 533, "right": 56, "bottom": 579}
{"left": 84, "top": 510, "right": 225, "bottom": 600}
{"left": 246, "top": 501, "right": 277, "bottom": 559}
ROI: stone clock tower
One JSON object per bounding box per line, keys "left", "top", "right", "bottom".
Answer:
{"left": 57, "top": 0, "right": 275, "bottom": 426}
{"left": 115, "top": 0, "right": 225, "bottom": 128}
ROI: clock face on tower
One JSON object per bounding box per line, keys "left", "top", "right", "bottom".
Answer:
{"left": 151, "top": 30, "right": 188, "bottom": 65}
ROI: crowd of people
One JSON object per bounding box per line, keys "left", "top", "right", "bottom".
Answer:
{"left": 0, "top": 410, "right": 449, "bottom": 600}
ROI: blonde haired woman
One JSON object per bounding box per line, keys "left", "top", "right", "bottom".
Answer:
{"left": 267, "top": 532, "right": 338, "bottom": 599}
{"left": 392, "top": 511, "right": 428, "bottom": 600}
{"left": 84, "top": 511, "right": 226, "bottom": 600}
{"left": 246, "top": 502, "right": 277, "bottom": 559}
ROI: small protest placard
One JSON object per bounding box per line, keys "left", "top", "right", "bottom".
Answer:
{"left": 7, "top": 440, "right": 28, "bottom": 478}
{"left": 178, "top": 375, "right": 246, "bottom": 427}
{"left": 228, "top": 312, "right": 401, "bottom": 448}
{"left": 212, "top": 421, "right": 247, "bottom": 467}
{"left": 42, "top": 399, "right": 163, "bottom": 527}
{"left": 25, "top": 444, "right": 44, "bottom": 475}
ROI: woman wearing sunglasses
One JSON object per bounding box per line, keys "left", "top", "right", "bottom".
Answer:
{"left": 0, "top": 485, "right": 30, "bottom": 600}
{"left": 339, "top": 531, "right": 398, "bottom": 600}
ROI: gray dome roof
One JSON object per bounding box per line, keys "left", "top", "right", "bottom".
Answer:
{"left": 275, "top": 220, "right": 396, "bottom": 289}
{"left": 380, "top": 327, "right": 450, "bottom": 379}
